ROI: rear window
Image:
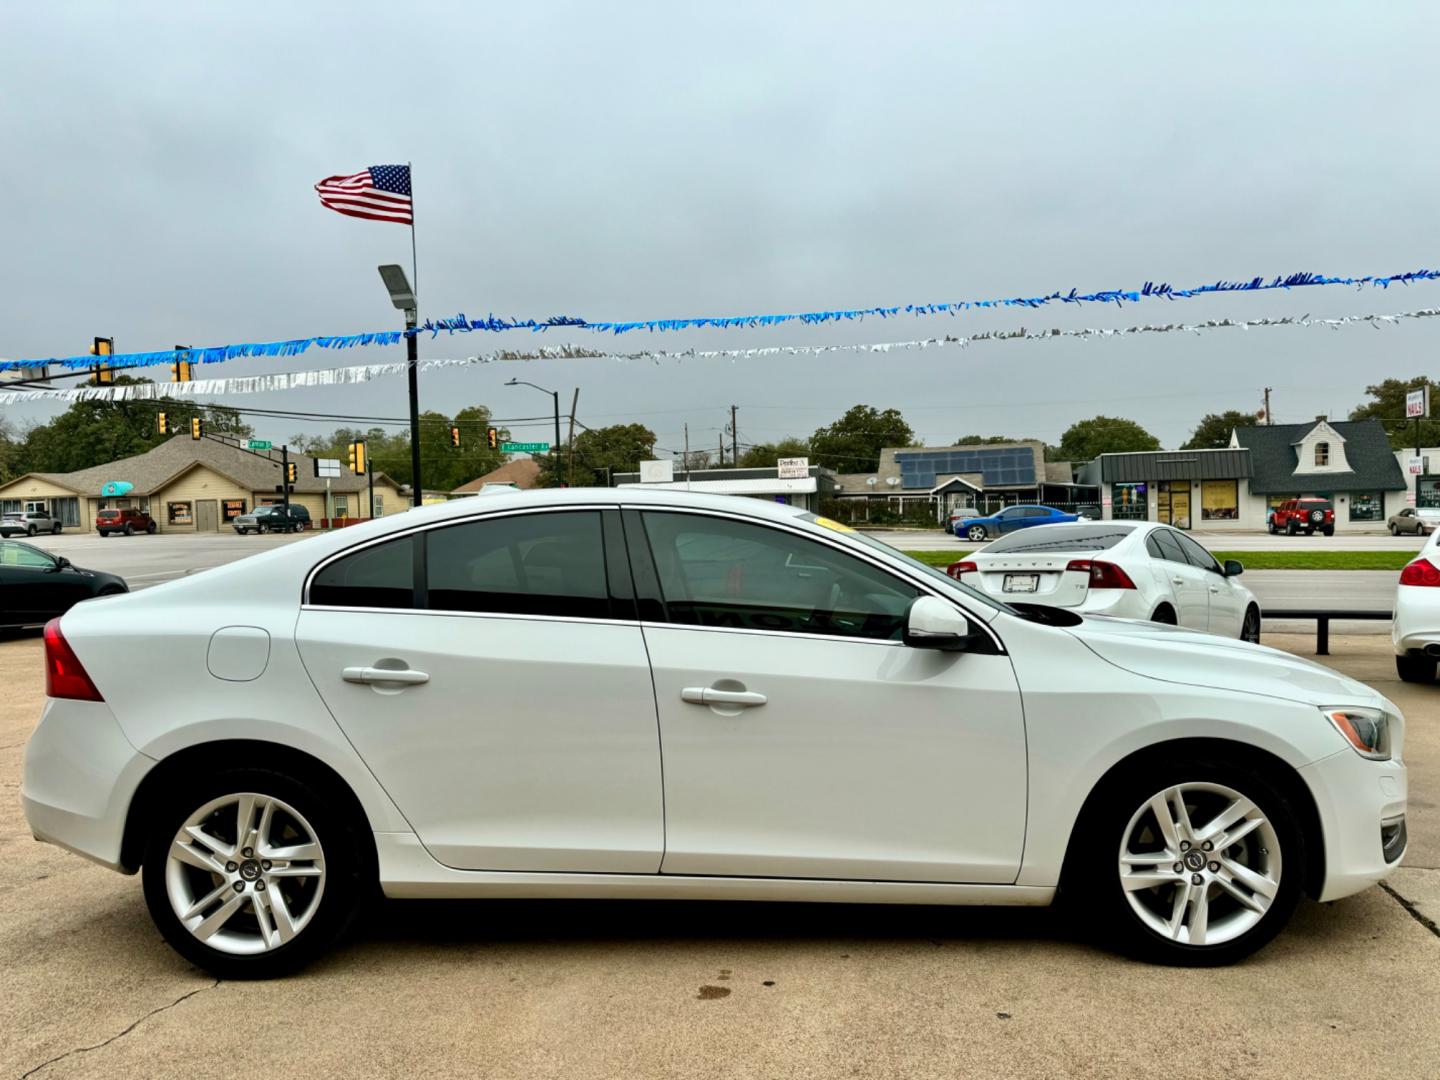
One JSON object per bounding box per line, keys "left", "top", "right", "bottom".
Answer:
{"left": 1298, "top": 500, "right": 1333, "bottom": 511}
{"left": 98, "top": 510, "right": 120, "bottom": 519}
{"left": 984, "top": 524, "right": 1133, "bottom": 554}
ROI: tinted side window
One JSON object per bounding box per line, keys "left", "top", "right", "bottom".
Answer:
{"left": 1150, "top": 529, "right": 1189, "bottom": 565}
{"left": 310, "top": 535, "right": 415, "bottom": 608}
{"left": 1174, "top": 532, "right": 1222, "bottom": 573}
{"left": 1144, "top": 533, "right": 1165, "bottom": 559}
{"left": 639, "top": 512, "right": 918, "bottom": 641}
{"left": 426, "top": 511, "right": 609, "bottom": 619}
{"left": 1023, "top": 507, "right": 1050, "bottom": 518}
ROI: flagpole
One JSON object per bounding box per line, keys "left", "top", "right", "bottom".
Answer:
{"left": 405, "top": 161, "right": 422, "bottom": 507}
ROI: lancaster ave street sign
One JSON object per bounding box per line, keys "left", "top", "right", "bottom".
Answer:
{"left": 243, "top": 439, "right": 273, "bottom": 451}
{"left": 502, "top": 441, "right": 550, "bottom": 453}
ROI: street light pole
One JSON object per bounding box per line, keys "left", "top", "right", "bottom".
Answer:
{"left": 378, "top": 265, "right": 423, "bottom": 507}
{"left": 505, "top": 377, "right": 563, "bottom": 455}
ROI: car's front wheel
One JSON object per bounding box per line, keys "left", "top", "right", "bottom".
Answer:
{"left": 147, "top": 522, "right": 157, "bottom": 534}
{"left": 1069, "top": 758, "right": 1303, "bottom": 966}
{"left": 966, "top": 525, "right": 988, "bottom": 542}
{"left": 1240, "top": 605, "right": 1260, "bottom": 643}
{"left": 141, "top": 768, "right": 366, "bottom": 978}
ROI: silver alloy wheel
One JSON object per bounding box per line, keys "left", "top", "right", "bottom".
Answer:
{"left": 1118, "top": 782, "right": 1281, "bottom": 947}
{"left": 165, "top": 792, "right": 326, "bottom": 956}
{"left": 967, "top": 525, "right": 987, "bottom": 541}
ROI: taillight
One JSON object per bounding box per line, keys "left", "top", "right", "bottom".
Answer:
{"left": 946, "top": 560, "right": 978, "bottom": 579}
{"left": 43, "top": 618, "right": 104, "bottom": 701}
{"left": 1400, "top": 559, "right": 1440, "bottom": 587}
{"left": 1067, "top": 559, "right": 1137, "bottom": 589}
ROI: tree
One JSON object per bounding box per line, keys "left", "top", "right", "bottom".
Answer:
{"left": 1349, "top": 377, "right": 1440, "bottom": 449}
{"left": 1056, "top": 415, "right": 1161, "bottom": 461}
{"left": 737, "top": 436, "right": 811, "bottom": 469}
{"left": 289, "top": 405, "right": 509, "bottom": 491}
{"left": 951, "top": 434, "right": 1022, "bottom": 446}
{"left": 809, "top": 406, "right": 914, "bottom": 473}
{"left": 16, "top": 378, "right": 251, "bottom": 475}
{"left": 536, "top": 423, "right": 657, "bottom": 487}
{"left": 1181, "top": 410, "right": 1262, "bottom": 450}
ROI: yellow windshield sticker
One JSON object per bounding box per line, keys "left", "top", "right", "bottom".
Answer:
{"left": 812, "top": 516, "right": 855, "bottom": 533}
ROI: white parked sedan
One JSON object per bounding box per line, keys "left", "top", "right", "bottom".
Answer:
{"left": 1393, "top": 527, "right": 1440, "bottom": 682}
{"left": 23, "top": 489, "right": 1406, "bottom": 976}
{"left": 949, "top": 521, "right": 1261, "bottom": 640}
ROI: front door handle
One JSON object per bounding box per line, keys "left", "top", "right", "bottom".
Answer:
{"left": 343, "top": 666, "right": 429, "bottom": 685}
{"left": 1171, "top": 577, "right": 1185, "bottom": 585}
{"left": 1208, "top": 586, "right": 1220, "bottom": 594}
{"left": 681, "top": 686, "right": 767, "bottom": 708}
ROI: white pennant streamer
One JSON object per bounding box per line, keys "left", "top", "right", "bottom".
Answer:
{"left": 2, "top": 306, "right": 1436, "bottom": 406}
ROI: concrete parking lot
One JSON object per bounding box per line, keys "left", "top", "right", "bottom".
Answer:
{"left": 2, "top": 633, "right": 1436, "bottom": 1079}
{"left": 867, "top": 528, "right": 1433, "bottom": 553}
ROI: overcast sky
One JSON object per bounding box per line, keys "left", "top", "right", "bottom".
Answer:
{"left": 3, "top": 2, "right": 1438, "bottom": 463}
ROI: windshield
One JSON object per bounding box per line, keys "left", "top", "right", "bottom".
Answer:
{"left": 800, "top": 513, "right": 1015, "bottom": 615}
{"left": 984, "top": 523, "right": 1132, "bottom": 554}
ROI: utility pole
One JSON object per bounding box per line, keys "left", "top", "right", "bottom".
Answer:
{"left": 719, "top": 433, "right": 725, "bottom": 466}
{"left": 684, "top": 423, "right": 690, "bottom": 491}
{"left": 368, "top": 456, "right": 376, "bottom": 518}
{"left": 566, "top": 388, "right": 580, "bottom": 487}
{"left": 731, "top": 404, "right": 738, "bottom": 464}
{"left": 1263, "top": 387, "right": 1273, "bottom": 426}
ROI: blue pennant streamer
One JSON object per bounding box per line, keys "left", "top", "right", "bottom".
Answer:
{"left": 4, "top": 263, "right": 1438, "bottom": 373}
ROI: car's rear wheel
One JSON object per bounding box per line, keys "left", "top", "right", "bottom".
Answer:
{"left": 1150, "top": 604, "right": 1177, "bottom": 626}
{"left": 966, "top": 525, "right": 988, "bottom": 542}
{"left": 1068, "top": 758, "right": 1303, "bottom": 966}
{"left": 1322, "top": 527, "right": 1334, "bottom": 537}
{"left": 141, "top": 768, "right": 365, "bottom": 978}
{"left": 52, "top": 523, "right": 61, "bottom": 534}
{"left": 1240, "top": 605, "right": 1260, "bottom": 643}
{"left": 124, "top": 524, "right": 135, "bottom": 536}
{"left": 98, "top": 530, "right": 108, "bottom": 538}
{"left": 1396, "top": 652, "right": 1437, "bottom": 684}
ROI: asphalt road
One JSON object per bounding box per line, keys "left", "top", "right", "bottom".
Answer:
{"left": 2, "top": 634, "right": 1436, "bottom": 1079}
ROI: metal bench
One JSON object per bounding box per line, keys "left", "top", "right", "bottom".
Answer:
{"left": 1262, "top": 608, "right": 1393, "bottom": 656}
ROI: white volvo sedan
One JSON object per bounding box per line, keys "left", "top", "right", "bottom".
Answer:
{"left": 950, "top": 521, "right": 1261, "bottom": 640}
{"left": 23, "top": 489, "right": 1406, "bottom": 976}
{"left": 1393, "top": 527, "right": 1440, "bottom": 683}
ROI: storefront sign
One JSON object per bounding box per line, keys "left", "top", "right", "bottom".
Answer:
{"left": 100, "top": 480, "right": 134, "bottom": 497}
{"left": 777, "top": 457, "right": 810, "bottom": 480}
{"left": 1406, "top": 387, "right": 1429, "bottom": 418}
{"left": 1409, "top": 456, "right": 1425, "bottom": 475}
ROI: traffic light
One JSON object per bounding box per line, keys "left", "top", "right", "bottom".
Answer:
{"left": 170, "top": 347, "right": 193, "bottom": 382}
{"left": 190, "top": 416, "right": 204, "bottom": 440}
{"left": 286, "top": 462, "right": 298, "bottom": 484}
{"left": 347, "top": 440, "right": 366, "bottom": 475}
{"left": 487, "top": 427, "right": 498, "bottom": 450}
{"left": 157, "top": 411, "right": 169, "bottom": 435}
{"left": 450, "top": 426, "right": 461, "bottom": 448}
{"left": 91, "top": 337, "right": 114, "bottom": 384}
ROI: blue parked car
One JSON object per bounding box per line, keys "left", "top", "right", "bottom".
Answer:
{"left": 953, "top": 504, "right": 1083, "bottom": 542}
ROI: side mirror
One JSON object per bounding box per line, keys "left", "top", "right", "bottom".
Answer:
{"left": 53, "top": 556, "right": 71, "bottom": 570}
{"left": 903, "top": 596, "right": 973, "bottom": 651}
{"left": 1224, "top": 559, "right": 1244, "bottom": 577}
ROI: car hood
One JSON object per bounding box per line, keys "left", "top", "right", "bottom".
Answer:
{"left": 1063, "top": 615, "right": 1385, "bottom": 709}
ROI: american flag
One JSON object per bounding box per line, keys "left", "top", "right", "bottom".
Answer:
{"left": 314, "top": 164, "right": 413, "bottom": 224}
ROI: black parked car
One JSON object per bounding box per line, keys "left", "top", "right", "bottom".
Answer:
{"left": 0, "top": 540, "right": 127, "bottom": 628}
{"left": 233, "top": 504, "right": 312, "bottom": 535}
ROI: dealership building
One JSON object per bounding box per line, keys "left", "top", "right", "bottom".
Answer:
{"left": 1080, "top": 418, "right": 1407, "bottom": 531}
{"left": 0, "top": 434, "right": 406, "bottom": 533}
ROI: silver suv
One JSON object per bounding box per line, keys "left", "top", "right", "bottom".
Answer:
{"left": 0, "top": 509, "right": 61, "bottom": 537}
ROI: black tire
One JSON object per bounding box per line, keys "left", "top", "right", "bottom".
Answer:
{"left": 1322, "top": 527, "right": 1334, "bottom": 537}
{"left": 98, "top": 530, "right": 109, "bottom": 538}
{"left": 1240, "top": 605, "right": 1261, "bottom": 644}
{"left": 1150, "top": 604, "right": 1178, "bottom": 626}
{"left": 1268, "top": 522, "right": 1277, "bottom": 535}
{"left": 1396, "top": 652, "right": 1437, "bottom": 684}
{"left": 1286, "top": 521, "right": 1297, "bottom": 536}
{"left": 26, "top": 525, "right": 35, "bottom": 537}
{"left": 141, "top": 765, "right": 367, "bottom": 979}
{"left": 124, "top": 523, "right": 135, "bottom": 536}
{"left": 1390, "top": 523, "right": 1400, "bottom": 536}
{"left": 1064, "top": 754, "right": 1305, "bottom": 966}
{"left": 258, "top": 523, "right": 269, "bottom": 535}
{"left": 236, "top": 528, "right": 248, "bottom": 535}
{"left": 147, "top": 522, "right": 157, "bottom": 534}
{"left": 52, "top": 523, "right": 61, "bottom": 534}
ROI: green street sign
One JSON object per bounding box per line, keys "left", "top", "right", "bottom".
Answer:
{"left": 243, "top": 439, "right": 273, "bottom": 451}
{"left": 502, "top": 441, "right": 550, "bottom": 453}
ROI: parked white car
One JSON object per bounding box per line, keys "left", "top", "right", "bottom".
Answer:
{"left": 1393, "top": 528, "right": 1440, "bottom": 682}
{"left": 950, "top": 521, "right": 1261, "bottom": 640}
{"left": 23, "top": 490, "right": 1405, "bottom": 977}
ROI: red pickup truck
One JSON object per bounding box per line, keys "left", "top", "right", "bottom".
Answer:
{"left": 1269, "top": 498, "right": 1334, "bottom": 537}
{"left": 96, "top": 508, "right": 157, "bottom": 537}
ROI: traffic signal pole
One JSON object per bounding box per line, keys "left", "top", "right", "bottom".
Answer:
{"left": 281, "top": 444, "right": 290, "bottom": 514}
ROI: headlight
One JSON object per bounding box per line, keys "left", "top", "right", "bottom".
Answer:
{"left": 1320, "top": 706, "right": 1392, "bottom": 760}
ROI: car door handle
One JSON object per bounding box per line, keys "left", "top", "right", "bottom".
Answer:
{"left": 1171, "top": 577, "right": 1185, "bottom": 585}
{"left": 1208, "top": 586, "right": 1220, "bottom": 594}
{"left": 681, "top": 687, "right": 768, "bottom": 708}
{"left": 342, "top": 666, "right": 429, "bottom": 685}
